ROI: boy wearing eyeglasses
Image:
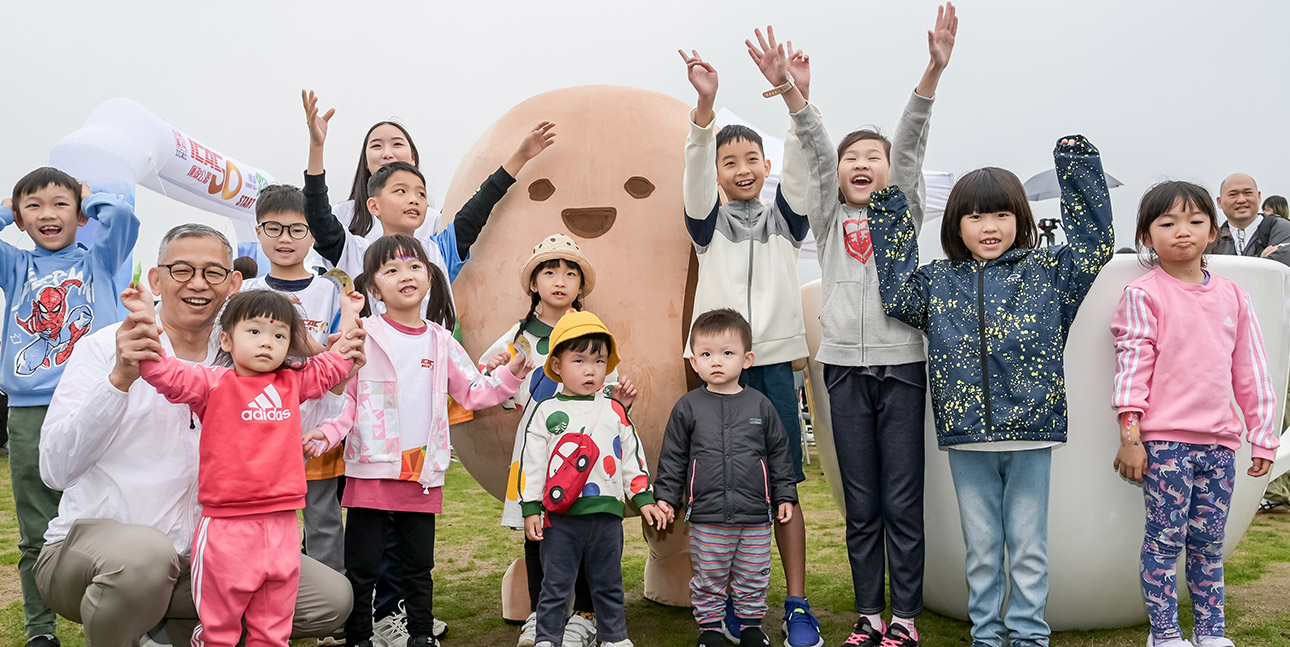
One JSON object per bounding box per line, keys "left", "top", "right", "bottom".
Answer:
{"left": 0, "top": 167, "right": 138, "bottom": 647}
{"left": 241, "top": 183, "right": 351, "bottom": 578}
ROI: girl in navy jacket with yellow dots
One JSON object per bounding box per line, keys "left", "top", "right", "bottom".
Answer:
{"left": 867, "top": 135, "right": 1114, "bottom": 647}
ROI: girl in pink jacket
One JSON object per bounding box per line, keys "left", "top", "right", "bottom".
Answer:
{"left": 127, "top": 284, "right": 364, "bottom": 647}
{"left": 1111, "top": 181, "right": 1279, "bottom": 647}
{"left": 307, "top": 234, "right": 533, "bottom": 647}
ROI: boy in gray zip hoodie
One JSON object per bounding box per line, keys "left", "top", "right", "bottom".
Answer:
{"left": 678, "top": 40, "right": 821, "bottom": 647}
{"left": 767, "top": 5, "right": 959, "bottom": 646}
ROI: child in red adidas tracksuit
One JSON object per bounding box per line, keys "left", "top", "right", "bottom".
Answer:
{"left": 125, "top": 285, "right": 365, "bottom": 647}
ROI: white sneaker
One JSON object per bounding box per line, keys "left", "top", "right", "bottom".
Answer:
{"left": 1146, "top": 634, "right": 1194, "bottom": 647}
{"left": 599, "top": 641, "right": 633, "bottom": 647}
{"left": 518, "top": 612, "right": 537, "bottom": 647}
{"left": 1192, "top": 636, "right": 1235, "bottom": 647}
{"left": 373, "top": 611, "right": 410, "bottom": 647}
{"left": 562, "top": 613, "right": 597, "bottom": 647}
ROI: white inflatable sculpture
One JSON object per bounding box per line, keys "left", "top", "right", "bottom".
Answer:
{"left": 803, "top": 254, "right": 1290, "bottom": 630}
{"left": 48, "top": 98, "right": 276, "bottom": 254}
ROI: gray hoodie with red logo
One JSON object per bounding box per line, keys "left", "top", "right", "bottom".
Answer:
{"left": 792, "top": 92, "right": 934, "bottom": 367}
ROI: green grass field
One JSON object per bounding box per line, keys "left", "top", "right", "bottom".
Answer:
{"left": 1, "top": 452, "right": 1288, "bottom": 647}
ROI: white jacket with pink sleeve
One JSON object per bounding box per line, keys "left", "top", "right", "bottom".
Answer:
{"left": 317, "top": 315, "right": 522, "bottom": 489}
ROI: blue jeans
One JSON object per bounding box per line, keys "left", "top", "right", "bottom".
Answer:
{"left": 948, "top": 447, "right": 1052, "bottom": 647}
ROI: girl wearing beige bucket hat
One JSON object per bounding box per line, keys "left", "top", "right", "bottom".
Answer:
{"left": 477, "top": 233, "right": 633, "bottom": 647}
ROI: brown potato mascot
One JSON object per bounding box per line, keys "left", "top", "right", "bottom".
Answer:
{"left": 441, "top": 85, "right": 696, "bottom": 616}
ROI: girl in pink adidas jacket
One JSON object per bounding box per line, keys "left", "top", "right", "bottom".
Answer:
{"left": 1111, "top": 181, "right": 1279, "bottom": 647}
{"left": 308, "top": 235, "right": 533, "bottom": 647}
{"left": 130, "top": 286, "right": 363, "bottom": 647}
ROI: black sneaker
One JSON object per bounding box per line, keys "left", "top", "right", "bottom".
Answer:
{"left": 408, "top": 636, "right": 439, "bottom": 647}
{"left": 740, "top": 626, "right": 771, "bottom": 647}
{"left": 26, "top": 636, "right": 60, "bottom": 647}
{"left": 877, "top": 623, "right": 919, "bottom": 647}
{"left": 840, "top": 618, "right": 883, "bottom": 647}
{"left": 698, "top": 630, "right": 727, "bottom": 647}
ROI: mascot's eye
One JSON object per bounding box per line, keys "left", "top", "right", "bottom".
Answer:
{"left": 529, "top": 179, "right": 555, "bottom": 201}
{"left": 624, "top": 176, "right": 655, "bottom": 199}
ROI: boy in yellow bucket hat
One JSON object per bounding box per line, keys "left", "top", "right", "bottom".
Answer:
{"left": 518, "top": 311, "right": 667, "bottom": 647}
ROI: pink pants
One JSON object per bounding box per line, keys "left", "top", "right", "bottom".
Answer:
{"left": 191, "top": 511, "right": 300, "bottom": 647}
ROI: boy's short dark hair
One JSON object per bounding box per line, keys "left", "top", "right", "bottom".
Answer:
{"left": 690, "top": 308, "right": 752, "bottom": 352}
{"left": 12, "top": 167, "right": 81, "bottom": 217}
{"left": 233, "top": 255, "right": 259, "bottom": 278}
{"left": 554, "top": 332, "right": 612, "bottom": 358}
{"left": 940, "top": 167, "right": 1038, "bottom": 262}
{"left": 255, "top": 184, "right": 305, "bottom": 221}
{"left": 367, "top": 161, "right": 426, "bottom": 198}
{"left": 715, "top": 125, "right": 765, "bottom": 157}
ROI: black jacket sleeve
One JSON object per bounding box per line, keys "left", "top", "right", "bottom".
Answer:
{"left": 304, "top": 171, "right": 345, "bottom": 266}
{"left": 450, "top": 166, "right": 516, "bottom": 261}
{"left": 763, "top": 399, "right": 799, "bottom": 507}
{"left": 652, "top": 398, "right": 693, "bottom": 507}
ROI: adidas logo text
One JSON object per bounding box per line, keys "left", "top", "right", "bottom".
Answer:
{"left": 242, "top": 383, "right": 292, "bottom": 421}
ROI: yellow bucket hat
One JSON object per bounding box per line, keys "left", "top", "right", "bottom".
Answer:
{"left": 544, "top": 311, "right": 620, "bottom": 382}
{"left": 520, "top": 233, "right": 596, "bottom": 297}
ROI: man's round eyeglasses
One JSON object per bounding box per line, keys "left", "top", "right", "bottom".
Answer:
{"left": 158, "top": 262, "right": 231, "bottom": 284}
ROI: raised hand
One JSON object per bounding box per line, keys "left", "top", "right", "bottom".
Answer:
{"left": 1, "top": 197, "right": 10, "bottom": 211}
{"left": 80, "top": 182, "right": 92, "bottom": 202}
{"left": 110, "top": 288, "right": 164, "bottom": 391}
{"left": 517, "top": 122, "right": 557, "bottom": 162}
{"left": 329, "top": 321, "right": 368, "bottom": 373}
{"left": 503, "top": 122, "right": 557, "bottom": 177}
{"left": 678, "top": 49, "right": 718, "bottom": 101}
{"left": 746, "top": 26, "right": 790, "bottom": 86}
{"left": 120, "top": 281, "right": 155, "bottom": 315}
{"left": 678, "top": 49, "right": 719, "bottom": 128}
{"left": 786, "top": 41, "right": 811, "bottom": 101}
{"left": 301, "top": 89, "right": 335, "bottom": 147}
{"left": 928, "top": 2, "right": 958, "bottom": 70}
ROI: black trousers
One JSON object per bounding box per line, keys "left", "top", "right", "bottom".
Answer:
{"left": 824, "top": 363, "right": 926, "bottom": 618}
{"left": 343, "top": 508, "right": 437, "bottom": 641}
{"left": 535, "top": 513, "right": 627, "bottom": 644}
{"left": 525, "top": 537, "right": 593, "bottom": 614}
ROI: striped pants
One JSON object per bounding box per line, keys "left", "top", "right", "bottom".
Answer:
{"left": 688, "top": 522, "right": 772, "bottom": 626}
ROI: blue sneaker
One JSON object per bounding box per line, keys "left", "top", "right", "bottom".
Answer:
{"left": 781, "top": 597, "right": 823, "bottom": 647}
{"left": 721, "top": 597, "right": 741, "bottom": 643}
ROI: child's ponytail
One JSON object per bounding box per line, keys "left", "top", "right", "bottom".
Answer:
{"left": 424, "top": 263, "right": 456, "bottom": 331}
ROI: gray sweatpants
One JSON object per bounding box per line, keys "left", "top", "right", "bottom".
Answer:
{"left": 35, "top": 518, "right": 351, "bottom": 647}
{"left": 303, "top": 477, "right": 345, "bottom": 573}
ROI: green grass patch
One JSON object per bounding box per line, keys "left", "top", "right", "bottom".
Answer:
{"left": 1, "top": 454, "right": 1289, "bottom": 646}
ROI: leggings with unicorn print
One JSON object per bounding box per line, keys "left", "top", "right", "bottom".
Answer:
{"left": 1141, "top": 441, "right": 1235, "bottom": 641}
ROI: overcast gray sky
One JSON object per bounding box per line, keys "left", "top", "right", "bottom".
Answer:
{"left": 1, "top": 0, "right": 1286, "bottom": 259}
